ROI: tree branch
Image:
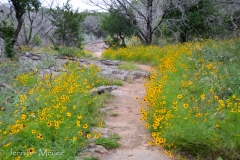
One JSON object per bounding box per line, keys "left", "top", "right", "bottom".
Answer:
{"left": 0, "top": 81, "right": 16, "bottom": 93}
{"left": 0, "top": 32, "right": 4, "bottom": 40}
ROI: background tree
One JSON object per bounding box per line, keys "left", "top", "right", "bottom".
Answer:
{"left": 81, "top": 11, "right": 106, "bottom": 43}
{"left": 49, "top": 0, "right": 84, "bottom": 49}
{"left": 87, "top": 0, "right": 187, "bottom": 44}
{"left": 0, "top": 18, "right": 14, "bottom": 57}
{"left": 87, "top": 0, "right": 240, "bottom": 44}
{"left": 20, "top": 6, "right": 53, "bottom": 47}
{"left": 1, "top": 0, "right": 41, "bottom": 46}
{"left": 214, "top": 0, "right": 240, "bottom": 37}
{"left": 101, "top": 7, "right": 136, "bottom": 47}
{"left": 0, "top": 0, "right": 41, "bottom": 57}
{"left": 163, "top": 0, "right": 215, "bottom": 42}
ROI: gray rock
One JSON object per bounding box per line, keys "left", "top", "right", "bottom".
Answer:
{"left": 100, "top": 60, "right": 122, "bottom": 66}
{"left": 18, "top": 53, "right": 150, "bottom": 82}
{"left": 87, "top": 143, "right": 97, "bottom": 148}
{"left": 25, "top": 52, "right": 33, "bottom": 57}
{"left": 31, "top": 55, "right": 41, "bottom": 60}
{"left": 92, "top": 85, "right": 118, "bottom": 94}
{"left": 130, "top": 71, "right": 150, "bottom": 79}
{"left": 88, "top": 148, "right": 96, "bottom": 152}
{"left": 92, "top": 127, "right": 109, "bottom": 137}
{"left": 95, "top": 145, "right": 108, "bottom": 154}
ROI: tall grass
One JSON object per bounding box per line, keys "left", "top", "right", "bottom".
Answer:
{"left": 102, "top": 38, "right": 240, "bottom": 159}
{"left": 1, "top": 62, "right": 109, "bottom": 159}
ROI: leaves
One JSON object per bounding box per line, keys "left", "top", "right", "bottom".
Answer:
{"left": 49, "top": 0, "right": 84, "bottom": 48}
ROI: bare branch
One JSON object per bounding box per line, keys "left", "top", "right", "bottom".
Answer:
{"left": 0, "top": 32, "right": 4, "bottom": 39}
{"left": 0, "top": 81, "right": 16, "bottom": 93}
{"left": 214, "top": 0, "right": 240, "bottom": 5}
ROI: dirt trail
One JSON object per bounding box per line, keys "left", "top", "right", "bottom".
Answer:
{"left": 98, "top": 79, "right": 171, "bottom": 160}
{"left": 87, "top": 41, "right": 173, "bottom": 160}
{"left": 85, "top": 41, "right": 107, "bottom": 58}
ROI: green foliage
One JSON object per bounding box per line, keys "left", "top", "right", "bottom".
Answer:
{"left": 32, "top": 34, "right": 42, "bottom": 46}
{"left": 1, "top": 61, "right": 109, "bottom": 159}
{"left": 112, "top": 80, "right": 123, "bottom": 86}
{"left": 0, "top": 19, "right": 15, "bottom": 58}
{"left": 106, "top": 79, "right": 123, "bottom": 86}
{"left": 0, "top": 0, "right": 41, "bottom": 58}
{"left": 163, "top": 0, "right": 214, "bottom": 42}
{"left": 9, "top": 0, "right": 41, "bottom": 16}
{"left": 24, "top": 26, "right": 42, "bottom": 46}
{"left": 56, "top": 46, "right": 91, "bottom": 58}
{"left": 102, "top": 38, "right": 240, "bottom": 159}
{"left": 109, "top": 133, "right": 121, "bottom": 140}
{"left": 117, "top": 62, "right": 140, "bottom": 70}
{"left": 103, "top": 35, "right": 121, "bottom": 49}
{"left": 49, "top": 0, "right": 84, "bottom": 48}
{"left": 84, "top": 156, "right": 99, "bottom": 160}
{"left": 110, "top": 112, "right": 119, "bottom": 117}
{"left": 7, "top": 0, "right": 41, "bottom": 48}
{"left": 101, "top": 8, "right": 136, "bottom": 47}
{"left": 94, "top": 134, "right": 120, "bottom": 149}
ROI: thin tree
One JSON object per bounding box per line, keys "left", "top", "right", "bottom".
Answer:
{"left": 101, "top": 7, "right": 136, "bottom": 47}
{"left": 2, "top": 0, "right": 41, "bottom": 46}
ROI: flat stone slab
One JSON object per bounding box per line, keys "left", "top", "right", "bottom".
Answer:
{"left": 19, "top": 53, "right": 150, "bottom": 81}
{"left": 92, "top": 86, "right": 118, "bottom": 94}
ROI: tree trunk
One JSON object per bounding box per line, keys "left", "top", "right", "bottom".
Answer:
{"left": 23, "top": 23, "right": 28, "bottom": 45}
{"left": 179, "top": 31, "right": 187, "bottom": 43}
{"left": 11, "top": 18, "right": 23, "bottom": 47}
{"left": 0, "top": 32, "right": 4, "bottom": 40}
{"left": 119, "top": 34, "right": 126, "bottom": 47}
{"left": 230, "top": 13, "right": 239, "bottom": 37}
{"left": 146, "top": 0, "right": 153, "bottom": 45}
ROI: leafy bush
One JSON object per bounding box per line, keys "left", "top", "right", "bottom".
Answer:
{"left": 32, "top": 34, "right": 42, "bottom": 46}
{"left": 0, "top": 19, "right": 15, "bottom": 58}
{"left": 94, "top": 134, "right": 120, "bottom": 149}
{"left": 57, "top": 46, "right": 91, "bottom": 58}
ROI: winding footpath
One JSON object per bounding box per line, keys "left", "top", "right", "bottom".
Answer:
{"left": 86, "top": 42, "right": 173, "bottom": 160}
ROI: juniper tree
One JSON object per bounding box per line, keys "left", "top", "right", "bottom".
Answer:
{"left": 101, "top": 7, "right": 136, "bottom": 47}
{"left": 49, "top": 0, "right": 84, "bottom": 49}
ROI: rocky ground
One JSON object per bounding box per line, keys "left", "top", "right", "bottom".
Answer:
{"left": 85, "top": 40, "right": 107, "bottom": 58}
{"left": 19, "top": 53, "right": 150, "bottom": 82}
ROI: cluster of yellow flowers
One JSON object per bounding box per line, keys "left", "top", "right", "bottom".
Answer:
{"left": 142, "top": 40, "right": 239, "bottom": 156}
{"left": 1, "top": 62, "right": 106, "bottom": 159}
{"left": 104, "top": 38, "right": 240, "bottom": 158}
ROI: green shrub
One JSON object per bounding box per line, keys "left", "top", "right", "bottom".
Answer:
{"left": 94, "top": 134, "right": 120, "bottom": 149}
{"left": 57, "top": 46, "right": 88, "bottom": 58}
{"left": 32, "top": 34, "right": 42, "bottom": 46}
{"left": 0, "top": 19, "right": 15, "bottom": 58}
{"left": 117, "top": 62, "right": 140, "bottom": 70}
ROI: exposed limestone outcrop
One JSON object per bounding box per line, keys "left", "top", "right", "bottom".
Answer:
{"left": 18, "top": 52, "right": 150, "bottom": 81}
